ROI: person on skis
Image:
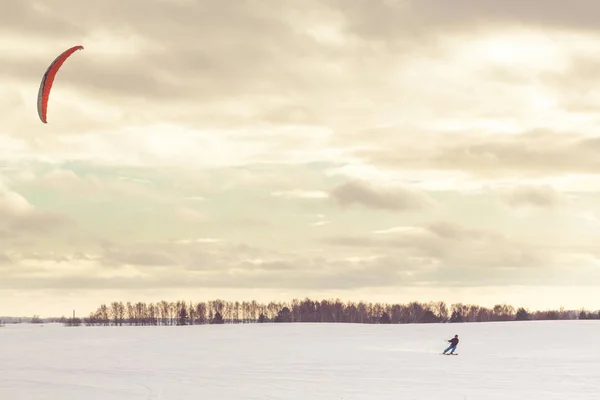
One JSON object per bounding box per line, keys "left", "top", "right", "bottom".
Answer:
{"left": 443, "top": 334, "right": 459, "bottom": 354}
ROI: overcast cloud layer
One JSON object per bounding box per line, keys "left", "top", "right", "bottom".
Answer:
{"left": 2, "top": 0, "right": 600, "bottom": 316}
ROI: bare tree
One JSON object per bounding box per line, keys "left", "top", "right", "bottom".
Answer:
{"left": 67, "top": 297, "right": 595, "bottom": 329}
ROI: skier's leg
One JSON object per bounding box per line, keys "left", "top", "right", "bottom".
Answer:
{"left": 443, "top": 345, "right": 452, "bottom": 354}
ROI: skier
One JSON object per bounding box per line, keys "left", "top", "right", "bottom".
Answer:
{"left": 443, "top": 334, "right": 459, "bottom": 354}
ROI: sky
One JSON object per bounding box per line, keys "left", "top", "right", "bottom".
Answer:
{"left": 2, "top": 0, "right": 600, "bottom": 317}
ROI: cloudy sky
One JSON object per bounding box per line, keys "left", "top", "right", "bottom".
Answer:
{"left": 2, "top": 0, "right": 600, "bottom": 317}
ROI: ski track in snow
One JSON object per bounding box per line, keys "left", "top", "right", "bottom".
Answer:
{"left": 0, "top": 320, "right": 598, "bottom": 399}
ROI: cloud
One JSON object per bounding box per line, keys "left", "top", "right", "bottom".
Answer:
{"left": 433, "top": 131, "right": 600, "bottom": 177}
{"left": 101, "top": 249, "right": 179, "bottom": 268}
{"left": 21, "top": 168, "right": 165, "bottom": 201}
{"left": 0, "top": 253, "right": 13, "bottom": 266}
{"left": 4, "top": 0, "right": 600, "bottom": 315}
{"left": 330, "top": 180, "right": 433, "bottom": 211}
{"left": 319, "top": 219, "right": 600, "bottom": 287}
{"left": 0, "top": 182, "right": 74, "bottom": 237}
{"left": 1, "top": 226, "right": 599, "bottom": 293}
{"left": 271, "top": 189, "right": 328, "bottom": 199}
{"left": 349, "top": 129, "right": 600, "bottom": 178}
{"left": 331, "top": 0, "right": 600, "bottom": 41}
{"left": 1, "top": 0, "right": 349, "bottom": 104}
{"left": 499, "top": 185, "right": 566, "bottom": 208}
{"left": 310, "top": 219, "right": 331, "bottom": 227}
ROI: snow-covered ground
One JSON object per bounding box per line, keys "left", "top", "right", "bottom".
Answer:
{"left": 0, "top": 320, "right": 597, "bottom": 399}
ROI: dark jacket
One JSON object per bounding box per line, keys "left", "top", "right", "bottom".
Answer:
{"left": 448, "top": 337, "right": 459, "bottom": 346}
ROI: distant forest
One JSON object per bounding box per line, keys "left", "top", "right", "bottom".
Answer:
{"left": 8, "top": 298, "right": 599, "bottom": 327}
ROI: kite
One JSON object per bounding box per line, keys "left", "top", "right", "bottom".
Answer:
{"left": 37, "top": 45, "right": 84, "bottom": 123}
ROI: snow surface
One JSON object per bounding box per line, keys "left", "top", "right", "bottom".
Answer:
{"left": 0, "top": 320, "right": 598, "bottom": 399}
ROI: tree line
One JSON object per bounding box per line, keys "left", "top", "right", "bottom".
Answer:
{"left": 44, "top": 298, "right": 600, "bottom": 327}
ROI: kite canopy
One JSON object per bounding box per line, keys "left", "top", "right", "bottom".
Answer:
{"left": 37, "top": 45, "right": 84, "bottom": 123}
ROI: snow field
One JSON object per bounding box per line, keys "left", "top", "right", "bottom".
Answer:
{"left": 0, "top": 320, "right": 598, "bottom": 399}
